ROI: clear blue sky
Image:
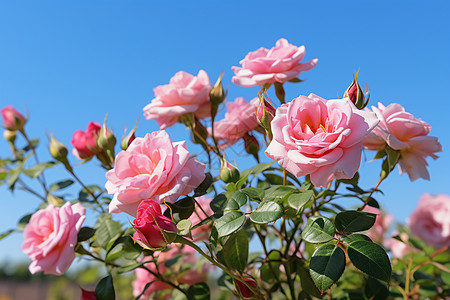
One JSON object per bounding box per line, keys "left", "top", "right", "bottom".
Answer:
{"left": 1, "top": 1, "right": 449, "bottom": 263}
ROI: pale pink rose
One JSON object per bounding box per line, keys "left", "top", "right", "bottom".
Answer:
{"left": 265, "top": 94, "right": 379, "bottom": 188}
{"left": 190, "top": 196, "right": 213, "bottom": 241}
{"left": 231, "top": 38, "right": 318, "bottom": 87}
{"left": 209, "top": 97, "right": 261, "bottom": 149}
{"left": 362, "top": 206, "right": 393, "bottom": 244}
{"left": 384, "top": 232, "right": 414, "bottom": 258}
{"left": 408, "top": 193, "right": 450, "bottom": 248}
{"left": 105, "top": 131, "right": 206, "bottom": 217}
{"left": 363, "top": 103, "right": 442, "bottom": 181}
{"left": 22, "top": 202, "right": 86, "bottom": 275}
{"left": 143, "top": 70, "right": 211, "bottom": 129}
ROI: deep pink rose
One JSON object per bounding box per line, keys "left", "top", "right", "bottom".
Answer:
{"left": 143, "top": 70, "right": 211, "bottom": 129}
{"left": 384, "top": 232, "right": 414, "bottom": 259}
{"left": 71, "top": 122, "right": 102, "bottom": 159}
{"left": 231, "top": 38, "right": 318, "bottom": 87}
{"left": 265, "top": 94, "right": 379, "bottom": 187}
{"left": 189, "top": 196, "right": 213, "bottom": 241}
{"left": 80, "top": 288, "right": 97, "bottom": 300}
{"left": 408, "top": 193, "right": 450, "bottom": 249}
{"left": 133, "top": 200, "right": 177, "bottom": 250}
{"left": 235, "top": 277, "right": 258, "bottom": 299}
{"left": 209, "top": 97, "right": 261, "bottom": 149}
{"left": 362, "top": 206, "right": 393, "bottom": 244}
{"left": 22, "top": 202, "right": 86, "bottom": 275}
{"left": 105, "top": 130, "right": 206, "bottom": 217}
{"left": 363, "top": 103, "right": 442, "bottom": 181}
{"left": 1, "top": 105, "right": 27, "bottom": 131}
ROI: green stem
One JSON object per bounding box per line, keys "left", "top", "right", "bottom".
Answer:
{"left": 140, "top": 265, "right": 188, "bottom": 297}
{"left": 68, "top": 168, "right": 106, "bottom": 213}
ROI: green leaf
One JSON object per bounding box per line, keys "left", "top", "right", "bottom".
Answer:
{"left": 0, "top": 171, "right": 7, "bottom": 180}
{"left": 250, "top": 201, "right": 283, "bottom": 224}
{"left": 7, "top": 156, "right": 30, "bottom": 189}
{"left": 95, "top": 275, "right": 115, "bottom": 300}
{"left": 236, "top": 161, "right": 274, "bottom": 187}
{"left": 223, "top": 229, "right": 248, "bottom": 272}
{"left": 163, "top": 197, "right": 195, "bottom": 222}
{"left": 224, "top": 191, "right": 247, "bottom": 212}
{"left": 210, "top": 193, "right": 227, "bottom": 217}
{"left": 335, "top": 211, "right": 376, "bottom": 233}
{"left": 288, "top": 190, "right": 314, "bottom": 212}
{"left": 187, "top": 282, "right": 210, "bottom": 300}
{"left": 0, "top": 229, "right": 14, "bottom": 241}
{"left": 23, "top": 161, "right": 58, "bottom": 178}
{"left": 77, "top": 227, "right": 96, "bottom": 242}
{"left": 260, "top": 250, "right": 281, "bottom": 283}
{"left": 177, "top": 219, "right": 192, "bottom": 237}
{"left": 94, "top": 213, "right": 122, "bottom": 250}
{"left": 347, "top": 240, "right": 391, "bottom": 282}
{"left": 301, "top": 216, "right": 335, "bottom": 244}
{"left": 241, "top": 187, "right": 264, "bottom": 202}
{"left": 338, "top": 172, "right": 360, "bottom": 185}
{"left": 49, "top": 179, "right": 74, "bottom": 191}
{"left": 17, "top": 213, "right": 32, "bottom": 231}
{"left": 342, "top": 234, "right": 372, "bottom": 246}
{"left": 263, "top": 185, "right": 296, "bottom": 202}
{"left": 194, "top": 173, "right": 213, "bottom": 197}
{"left": 441, "top": 263, "right": 450, "bottom": 285}
{"left": 214, "top": 211, "right": 246, "bottom": 237}
{"left": 365, "top": 277, "right": 389, "bottom": 300}
{"left": 288, "top": 77, "right": 303, "bottom": 83}
{"left": 309, "top": 244, "right": 346, "bottom": 293}
{"left": 296, "top": 259, "right": 322, "bottom": 298}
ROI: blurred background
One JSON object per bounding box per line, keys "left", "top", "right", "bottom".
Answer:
{"left": 0, "top": 1, "right": 449, "bottom": 299}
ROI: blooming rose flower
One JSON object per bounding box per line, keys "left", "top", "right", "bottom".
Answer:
{"left": 132, "top": 246, "right": 210, "bottom": 298}
{"left": 1, "top": 105, "right": 27, "bottom": 131}
{"left": 189, "top": 196, "right": 213, "bottom": 241}
{"left": 265, "top": 94, "right": 379, "bottom": 188}
{"left": 209, "top": 97, "right": 261, "bottom": 149}
{"left": 105, "top": 130, "right": 206, "bottom": 217}
{"left": 408, "top": 193, "right": 450, "bottom": 248}
{"left": 143, "top": 70, "right": 211, "bottom": 129}
{"left": 133, "top": 200, "right": 177, "bottom": 250}
{"left": 362, "top": 206, "right": 393, "bottom": 244}
{"left": 22, "top": 202, "right": 86, "bottom": 275}
{"left": 384, "top": 232, "right": 414, "bottom": 259}
{"left": 231, "top": 38, "right": 318, "bottom": 87}
{"left": 71, "top": 121, "right": 102, "bottom": 159}
{"left": 363, "top": 103, "right": 442, "bottom": 181}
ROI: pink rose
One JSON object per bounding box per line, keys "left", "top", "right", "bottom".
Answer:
{"left": 234, "top": 277, "right": 258, "bottom": 299}
{"left": 265, "top": 94, "right": 379, "bottom": 188}
{"left": 133, "top": 200, "right": 177, "bottom": 250}
{"left": 80, "top": 288, "right": 97, "bottom": 300}
{"left": 143, "top": 70, "right": 211, "bottom": 129}
{"left": 133, "top": 262, "right": 171, "bottom": 299}
{"left": 71, "top": 122, "right": 102, "bottom": 159}
{"left": 384, "top": 232, "right": 414, "bottom": 259}
{"left": 408, "top": 193, "right": 450, "bottom": 249}
{"left": 1, "top": 105, "right": 27, "bottom": 131}
{"left": 209, "top": 97, "right": 261, "bottom": 149}
{"left": 190, "top": 196, "right": 213, "bottom": 241}
{"left": 105, "top": 130, "right": 206, "bottom": 217}
{"left": 362, "top": 206, "right": 393, "bottom": 244}
{"left": 231, "top": 38, "right": 318, "bottom": 87}
{"left": 22, "top": 202, "right": 86, "bottom": 275}
{"left": 363, "top": 103, "right": 442, "bottom": 181}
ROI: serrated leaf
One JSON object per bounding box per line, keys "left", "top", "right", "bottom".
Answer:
{"left": 94, "top": 214, "right": 122, "bottom": 249}
{"left": 288, "top": 190, "right": 314, "bottom": 212}
{"left": 250, "top": 201, "right": 283, "bottom": 224}
{"left": 301, "top": 216, "right": 335, "bottom": 244}
{"left": 347, "top": 240, "right": 391, "bottom": 282}
{"left": 224, "top": 191, "right": 247, "bottom": 212}
{"left": 335, "top": 211, "right": 376, "bottom": 233}
{"left": 241, "top": 187, "right": 264, "bottom": 202}
{"left": 263, "top": 185, "right": 296, "bottom": 202}
{"left": 23, "top": 161, "right": 58, "bottom": 178}
{"left": 49, "top": 179, "right": 74, "bottom": 191}
{"left": 214, "top": 211, "right": 246, "bottom": 237}
{"left": 309, "top": 244, "right": 346, "bottom": 293}
{"left": 342, "top": 234, "right": 372, "bottom": 246}
{"left": 187, "top": 282, "right": 210, "bottom": 300}
{"left": 95, "top": 275, "right": 115, "bottom": 300}
{"left": 223, "top": 229, "right": 248, "bottom": 272}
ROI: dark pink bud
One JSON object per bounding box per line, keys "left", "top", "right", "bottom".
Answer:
{"left": 235, "top": 277, "right": 258, "bottom": 299}
{"left": 1, "top": 106, "right": 27, "bottom": 131}
{"left": 71, "top": 122, "right": 101, "bottom": 159}
{"left": 80, "top": 288, "right": 97, "bottom": 300}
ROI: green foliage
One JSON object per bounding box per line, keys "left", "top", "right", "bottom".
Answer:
{"left": 187, "top": 283, "right": 210, "bottom": 300}
{"left": 309, "top": 244, "right": 346, "bottom": 293}
{"left": 94, "top": 213, "right": 122, "bottom": 250}
{"left": 335, "top": 211, "right": 377, "bottom": 234}
{"left": 214, "top": 211, "right": 246, "bottom": 237}
{"left": 301, "top": 216, "right": 336, "bottom": 244}
{"left": 95, "top": 275, "right": 115, "bottom": 300}
{"left": 223, "top": 229, "right": 248, "bottom": 272}
{"left": 250, "top": 201, "right": 283, "bottom": 224}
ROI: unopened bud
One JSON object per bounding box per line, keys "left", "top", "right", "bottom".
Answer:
{"left": 192, "top": 118, "right": 208, "bottom": 145}
{"left": 97, "top": 123, "right": 116, "bottom": 151}
{"left": 220, "top": 159, "right": 240, "bottom": 183}
{"left": 3, "top": 130, "right": 16, "bottom": 144}
{"left": 1, "top": 106, "right": 27, "bottom": 131}
{"left": 121, "top": 121, "right": 138, "bottom": 150}
{"left": 257, "top": 98, "right": 276, "bottom": 138}
{"left": 235, "top": 277, "right": 258, "bottom": 299}
{"left": 210, "top": 73, "right": 226, "bottom": 120}
{"left": 49, "top": 134, "right": 69, "bottom": 162}
{"left": 343, "top": 71, "right": 370, "bottom": 109}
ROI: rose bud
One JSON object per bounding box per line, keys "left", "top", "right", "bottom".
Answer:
{"left": 220, "top": 159, "right": 240, "bottom": 183}
{"left": 243, "top": 133, "right": 260, "bottom": 162}
{"left": 71, "top": 122, "right": 101, "bottom": 159}
{"left": 133, "top": 200, "right": 177, "bottom": 250}
{"left": 1, "top": 105, "right": 27, "bottom": 131}
{"left": 256, "top": 98, "right": 276, "bottom": 138}
{"left": 121, "top": 122, "right": 137, "bottom": 150}
{"left": 343, "top": 71, "right": 370, "bottom": 109}
{"left": 235, "top": 277, "right": 258, "bottom": 299}
{"left": 80, "top": 288, "right": 97, "bottom": 300}
{"left": 3, "top": 130, "right": 16, "bottom": 144}
{"left": 49, "top": 134, "right": 68, "bottom": 161}
{"left": 97, "top": 116, "right": 116, "bottom": 152}
{"left": 192, "top": 117, "right": 208, "bottom": 146}
{"left": 210, "top": 73, "right": 226, "bottom": 120}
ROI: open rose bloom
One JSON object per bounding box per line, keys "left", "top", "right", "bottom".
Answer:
{"left": 363, "top": 103, "right": 442, "bottom": 181}
{"left": 143, "top": 70, "right": 211, "bottom": 129}
{"left": 232, "top": 38, "right": 318, "bottom": 87}
{"left": 22, "top": 202, "right": 86, "bottom": 275}
{"left": 265, "top": 94, "right": 379, "bottom": 187}
{"left": 105, "top": 130, "right": 205, "bottom": 217}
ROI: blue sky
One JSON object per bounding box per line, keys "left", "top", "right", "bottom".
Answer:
{"left": 1, "top": 1, "right": 449, "bottom": 262}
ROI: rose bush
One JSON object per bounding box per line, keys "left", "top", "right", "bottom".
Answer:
{"left": 105, "top": 130, "right": 205, "bottom": 217}
{"left": 22, "top": 202, "right": 86, "bottom": 275}
{"left": 265, "top": 94, "right": 379, "bottom": 187}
